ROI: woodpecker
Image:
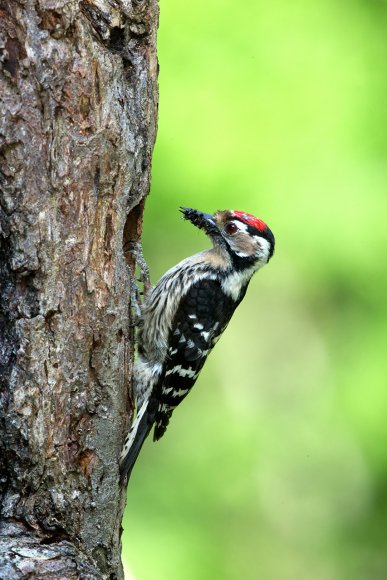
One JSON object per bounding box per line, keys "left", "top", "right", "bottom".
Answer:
{"left": 120, "top": 207, "right": 275, "bottom": 482}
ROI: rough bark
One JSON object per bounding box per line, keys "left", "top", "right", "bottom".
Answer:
{"left": 0, "top": 0, "right": 158, "bottom": 577}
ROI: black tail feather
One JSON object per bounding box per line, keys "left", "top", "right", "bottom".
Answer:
{"left": 119, "top": 400, "right": 157, "bottom": 484}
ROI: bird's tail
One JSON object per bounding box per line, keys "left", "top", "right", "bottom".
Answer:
{"left": 119, "top": 398, "right": 157, "bottom": 484}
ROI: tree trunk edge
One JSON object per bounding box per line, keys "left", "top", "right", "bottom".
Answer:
{"left": 0, "top": 0, "right": 159, "bottom": 577}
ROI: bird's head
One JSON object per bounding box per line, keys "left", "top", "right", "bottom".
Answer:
{"left": 180, "top": 207, "right": 275, "bottom": 269}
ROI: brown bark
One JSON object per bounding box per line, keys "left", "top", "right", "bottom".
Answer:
{"left": 0, "top": 0, "right": 158, "bottom": 577}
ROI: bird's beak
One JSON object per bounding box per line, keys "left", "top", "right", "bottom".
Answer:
{"left": 179, "top": 207, "right": 220, "bottom": 237}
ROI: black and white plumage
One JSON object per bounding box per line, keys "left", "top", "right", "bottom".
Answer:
{"left": 119, "top": 207, "right": 275, "bottom": 481}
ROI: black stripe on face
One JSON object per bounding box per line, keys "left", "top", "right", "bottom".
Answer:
{"left": 228, "top": 252, "right": 257, "bottom": 271}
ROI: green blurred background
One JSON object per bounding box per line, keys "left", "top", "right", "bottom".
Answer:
{"left": 123, "top": 1, "right": 387, "bottom": 578}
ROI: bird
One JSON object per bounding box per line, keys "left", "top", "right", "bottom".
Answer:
{"left": 119, "top": 207, "right": 275, "bottom": 482}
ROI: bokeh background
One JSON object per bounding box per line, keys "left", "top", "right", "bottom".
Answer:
{"left": 122, "top": 1, "right": 387, "bottom": 578}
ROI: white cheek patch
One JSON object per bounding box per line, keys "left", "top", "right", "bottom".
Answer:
{"left": 255, "top": 237, "right": 271, "bottom": 262}
{"left": 226, "top": 236, "right": 250, "bottom": 258}
{"left": 232, "top": 248, "right": 250, "bottom": 258}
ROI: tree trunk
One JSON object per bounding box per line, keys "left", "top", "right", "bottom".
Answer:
{"left": 0, "top": 0, "right": 158, "bottom": 577}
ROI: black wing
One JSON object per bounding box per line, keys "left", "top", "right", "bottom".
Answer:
{"left": 153, "top": 278, "right": 238, "bottom": 441}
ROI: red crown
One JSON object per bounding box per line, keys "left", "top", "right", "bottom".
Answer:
{"left": 232, "top": 211, "right": 267, "bottom": 232}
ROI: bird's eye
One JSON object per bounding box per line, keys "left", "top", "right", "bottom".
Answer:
{"left": 224, "top": 222, "right": 238, "bottom": 235}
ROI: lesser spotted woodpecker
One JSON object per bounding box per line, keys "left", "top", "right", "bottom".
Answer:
{"left": 120, "top": 207, "right": 275, "bottom": 481}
